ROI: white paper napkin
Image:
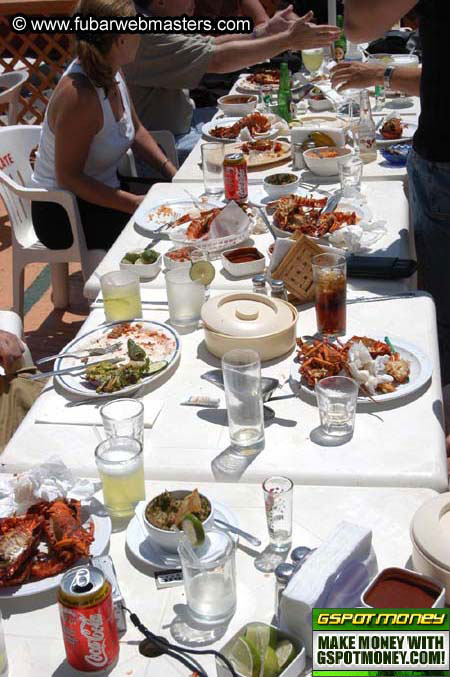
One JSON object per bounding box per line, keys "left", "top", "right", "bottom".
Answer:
{"left": 35, "top": 399, "right": 164, "bottom": 427}
{"left": 209, "top": 201, "right": 250, "bottom": 240}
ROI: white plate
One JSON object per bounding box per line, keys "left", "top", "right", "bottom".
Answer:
{"left": 0, "top": 508, "right": 111, "bottom": 598}
{"left": 290, "top": 334, "right": 432, "bottom": 404}
{"left": 202, "top": 116, "right": 279, "bottom": 143}
{"left": 134, "top": 198, "right": 221, "bottom": 234}
{"left": 376, "top": 120, "right": 417, "bottom": 146}
{"left": 249, "top": 185, "right": 327, "bottom": 209}
{"left": 126, "top": 502, "right": 239, "bottom": 570}
{"left": 55, "top": 320, "right": 180, "bottom": 398}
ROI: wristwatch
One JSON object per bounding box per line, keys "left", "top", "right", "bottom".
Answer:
{"left": 383, "top": 66, "right": 395, "bottom": 91}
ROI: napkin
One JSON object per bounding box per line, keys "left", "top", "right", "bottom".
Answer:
{"left": 35, "top": 398, "right": 164, "bottom": 427}
{"left": 0, "top": 457, "right": 95, "bottom": 516}
{"left": 209, "top": 201, "right": 250, "bottom": 240}
{"left": 328, "top": 219, "right": 387, "bottom": 253}
{"left": 279, "top": 521, "right": 378, "bottom": 656}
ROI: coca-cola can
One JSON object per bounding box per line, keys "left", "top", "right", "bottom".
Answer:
{"left": 58, "top": 565, "right": 119, "bottom": 672}
{"left": 224, "top": 152, "right": 248, "bottom": 203}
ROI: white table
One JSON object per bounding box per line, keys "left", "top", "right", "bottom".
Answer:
{"left": 0, "top": 479, "right": 436, "bottom": 676}
{"left": 2, "top": 291, "right": 447, "bottom": 491}
{"left": 84, "top": 180, "right": 414, "bottom": 301}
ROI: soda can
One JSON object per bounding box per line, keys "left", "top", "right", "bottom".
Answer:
{"left": 224, "top": 152, "right": 248, "bottom": 203}
{"left": 58, "top": 565, "right": 119, "bottom": 672}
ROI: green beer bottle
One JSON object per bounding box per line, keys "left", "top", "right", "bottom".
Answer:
{"left": 277, "top": 62, "right": 292, "bottom": 123}
{"left": 333, "top": 15, "right": 347, "bottom": 62}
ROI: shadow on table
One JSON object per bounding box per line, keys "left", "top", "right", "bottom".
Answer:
{"left": 0, "top": 589, "right": 57, "bottom": 617}
{"left": 254, "top": 545, "right": 288, "bottom": 573}
{"left": 53, "top": 658, "right": 116, "bottom": 676}
{"left": 167, "top": 603, "right": 229, "bottom": 647}
{"left": 211, "top": 444, "right": 260, "bottom": 482}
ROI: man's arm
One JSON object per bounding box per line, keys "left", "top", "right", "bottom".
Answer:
{"left": 330, "top": 61, "right": 421, "bottom": 97}
{"left": 214, "top": 5, "right": 296, "bottom": 44}
{"left": 241, "top": 0, "right": 270, "bottom": 25}
{"left": 0, "top": 330, "right": 24, "bottom": 372}
{"left": 344, "top": 0, "right": 418, "bottom": 42}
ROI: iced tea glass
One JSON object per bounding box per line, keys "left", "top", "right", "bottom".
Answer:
{"left": 312, "top": 254, "right": 347, "bottom": 337}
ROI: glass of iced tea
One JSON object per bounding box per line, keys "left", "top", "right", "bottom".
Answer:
{"left": 312, "top": 253, "right": 347, "bottom": 336}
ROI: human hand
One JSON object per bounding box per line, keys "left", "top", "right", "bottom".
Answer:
{"left": 331, "top": 61, "right": 384, "bottom": 92}
{"left": 288, "top": 13, "right": 340, "bottom": 50}
{"left": 262, "top": 5, "right": 298, "bottom": 36}
{"left": 0, "top": 330, "right": 24, "bottom": 372}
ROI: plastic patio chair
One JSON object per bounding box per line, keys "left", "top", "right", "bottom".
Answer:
{"left": 0, "top": 71, "right": 29, "bottom": 125}
{"left": 0, "top": 125, "right": 106, "bottom": 318}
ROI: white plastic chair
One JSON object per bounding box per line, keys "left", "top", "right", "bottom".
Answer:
{"left": 0, "top": 125, "right": 105, "bottom": 318}
{"left": 0, "top": 71, "right": 29, "bottom": 125}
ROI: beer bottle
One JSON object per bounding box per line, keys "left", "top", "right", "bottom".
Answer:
{"left": 357, "top": 90, "right": 378, "bottom": 163}
{"left": 277, "top": 62, "right": 292, "bottom": 123}
{"left": 333, "top": 15, "right": 347, "bottom": 62}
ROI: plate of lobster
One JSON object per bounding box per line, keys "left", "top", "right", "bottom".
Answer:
{"left": 236, "top": 70, "right": 281, "bottom": 92}
{"left": 376, "top": 116, "right": 417, "bottom": 146}
{"left": 134, "top": 198, "right": 222, "bottom": 234}
{"left": 290, "top": 334, "right": 432, "bottom": 403}
{"left": 202, "top": 113, "right": 279, "bottom": 142}
{"left": 0, "top": 498, "right": 111, "bottom": 597}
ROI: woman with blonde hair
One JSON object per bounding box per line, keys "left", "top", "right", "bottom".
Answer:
{"left": 31, "top": 0, "right": 177, "bottom": 251}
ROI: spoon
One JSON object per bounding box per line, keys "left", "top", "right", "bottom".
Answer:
{"left": 214, "top": 518, "right": 261, "bottom": 547}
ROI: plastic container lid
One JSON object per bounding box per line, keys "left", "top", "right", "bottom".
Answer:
{"left": 201, "top": 293, "right": 296, "bottom": 338}
{"left": 410, "top": 492, "right": 450, "bottom": 572}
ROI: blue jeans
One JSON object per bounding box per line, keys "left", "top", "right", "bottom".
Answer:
{"left": 175, "top": 107, "right": 217, "bottom": 165}
{"left": 408, "top": 148, "right": 450, "bottom": 384}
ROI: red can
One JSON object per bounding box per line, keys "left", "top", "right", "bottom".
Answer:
{"left": 224, "top": 152, "right": 248, "bottom": 203}
{"left": 58, "top": 565, "right": 119, "bottom": 672}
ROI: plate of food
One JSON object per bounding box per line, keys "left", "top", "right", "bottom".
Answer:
{"left": 236, "top": 69, "right": 281, "bottom": 92}
{"left": 202, "top": 113, "right": 279, "bottom": 142}
{"left": 0, "top": 498, "right": 111, "bottom": 597}
{"left": 134, "top": 197, "right": 221, "bottom": 234}
{"left": 55, "top": 320, "right": 180, "bottom": 398}
{"left": 376, "top": 117, "right": 417, "bottom": 146}
{"left": 290, "top": 334, "right": 432, "bottom": 403}
{"left": 229, "top": 138, "right": 291, "bottom": 167}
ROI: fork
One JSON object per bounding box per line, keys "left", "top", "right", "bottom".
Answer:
{"left": 35, "top": 341, "right": 122, "bottom": 366}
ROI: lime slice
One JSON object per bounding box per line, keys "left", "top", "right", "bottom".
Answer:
{"left": 180, "top": 513, "right": 205, "bottom": 546}
{"left": 263, "top": 646, "right": 279, "bottom": 677}
{"left": 275, "top": 640, "right": 296, "bottom": 671}
{"left": 190, "top": 260, "right": 215, "bottom": 286}
{"left": 230, "top": 637, "right": 261, "bottom": 677}
{"left": 146, "top": 360, "right": 168, "bottom": 375}
{"left": 246, "top": 624, "right": 278, "bottom": 659}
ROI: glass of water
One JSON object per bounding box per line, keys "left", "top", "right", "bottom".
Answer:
{"left": 100, "top": 399, "right": 144, "bottom": 446}
{"left": 165, "top": 267, "right": 206, "bottom": 328}
{"left": 222, "top": 349, "right": 265, "bottom": 455}
{"left": 262, "top": 476, "right": 293, "bottom": 552}
{"left": 338, "top": 155, "right": 363, "bottom": 197}
{"left": 315, "top": 376, "right": 359, "bottom": 438}
{"left": 178, "top": 529, "right": 237, "bottom": 625}
{"left": 201, "top": 143, "right": 225, "bottom": 196}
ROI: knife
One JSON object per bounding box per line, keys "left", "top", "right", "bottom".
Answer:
{"left": 28, "top": 357, "right": 122, "bottom": 381}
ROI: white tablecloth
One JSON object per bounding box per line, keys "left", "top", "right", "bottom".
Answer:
{"left": 2, "top": 291, "right": 447, "bottom": 491}
{"left": 0, "top": 479, "right": 436, "bottom": 676}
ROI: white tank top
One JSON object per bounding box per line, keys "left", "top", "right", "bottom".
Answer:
{"left": 32, "top": 60, "right": 135, "bottom": 190}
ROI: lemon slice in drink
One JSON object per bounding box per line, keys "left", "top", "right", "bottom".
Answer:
{"left": 180, "top": 513, "right": 205, "bottom": 546}
{"left": 275, "top": 640, "right": 296, "bottom": 671}
{"left": 190, "top": 260, "right": 216, "bottom": 286}
{"left": 230, "top": 637, "right": 261, "bottom": 677}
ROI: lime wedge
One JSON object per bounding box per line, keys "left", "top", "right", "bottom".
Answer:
{"left": 263, "top": 646, "right": 279, "bottom": 677}
{"left": 246, "top": 624, "right": 278, "bottom": 659}
{"left": 230, "top": 637, "right": 261, "bottom": 677}
{"left": 146, "top": 360, "right": 168, "bottom": 375}
{"left": 275, "top": 640, "right": 296, "bottom": 671}
{"left": 180, "top": 513, "right": 205, "bottom": 546}
{"left": 190, "top": 260, "right": 215, "bottom": 286}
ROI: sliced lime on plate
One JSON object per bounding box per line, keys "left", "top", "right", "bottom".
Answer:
{"left": 180, "top": 513, "right": 205, "bottom": 546}
{"left": 190, "top": 260, "right": 216, "bottom": 286}
{"left": 262, "top": 645, "right": 279, "bottom": 677}
{"left": 246, "top": 624, "right": 278, "bottom": 658}
{"left": 275, "top": 640, "right": 296, "bottom": 671}
{"left": 230, "top": 637, "right": 261, "bottom": 677}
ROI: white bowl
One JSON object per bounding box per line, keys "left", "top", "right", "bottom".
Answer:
{"left": 263, "top": 173, "right": 300, "bottom": 199}
{"left": 120, "top": 253, "right": 161, "bottom": 279}
{"left": 163, "top": 247, "right": 193, "bottom": 270}
{"left": 221, "top": 247, "right": 266, "bottom": 277}
{"left": 309, "top": 96, "right": 333, "bottom": 112}
{"left": 218, "top": 94, "right": 258, "bottom": 117}
{"left": 303, "top": 146, "right": 352, "bottom": 177}
{"left": 141, "top": 490, "right": 215, "bottom": 553}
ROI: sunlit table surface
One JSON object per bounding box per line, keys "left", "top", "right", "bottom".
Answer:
{"left": 0, "top": 479, "right": 436, "bottom": 676}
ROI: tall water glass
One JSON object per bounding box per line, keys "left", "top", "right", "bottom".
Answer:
{"left": 315, "top": 376, "right": 359, "bottom": 438}
{"left": 262, "top": 476, "right": 293, "bottom": 552}
{"left": 201, "top": 143, "right": 225, "bottom": 196}
{"left": 165, "top": 267, "right": 206, "bottom": 328}
{"left": 222, "top": 349, "right": 265, "bottom": 455}
{"left": 101, "top": 270, "right": 142, "bottom": 322}
{"left": 338, "top": 156, "right": 363, "bottom": 197}
{"left": 95, "top": 437, "right": 145, "bottom": 518}
{"left": 100, "top": 399, "right": 144, "bottom": 446}
{"left": 312, "top": 253, "right": 347, "bottom": 337}
{"left": 178, "top": 530, "right": 237, "bottom": 625}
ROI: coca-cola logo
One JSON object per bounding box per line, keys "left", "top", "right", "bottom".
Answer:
{"left": 80, "top": 613, "right": 108, "bottom": 668}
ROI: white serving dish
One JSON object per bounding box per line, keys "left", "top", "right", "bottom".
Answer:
{"left": 309, "top": 96, "right": 334, "bottom": 112}
{"left": 291, "top": 126, "right": 346, "bottom": 148}
{"left": 216, "top": 622, "right": 305, "bottom": 677}
{"left": 163, "top": 247, "right": 193, "bottom": 270}
{"left": 263, "top": 173, "right": 300, "bottom": 199}
{"left": 140, "top": 490, "right": 215, "bottom": 553}
{"left": 120, "top": 252, "right": 161, "bottom": 279}
{"left": 303, "top": 145, "right": 352, "bottom": 176}
{"left": 218, "top": 94, "right": 258, "bottom": 117}
{"left": 361, "top": 567, "right": 445, "bottom": 609}
{"left": 411, "top": 491, "right": 450, "bottom": 603}
{"left": 221, "top": 247, "right": 266, "bottom": 277}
